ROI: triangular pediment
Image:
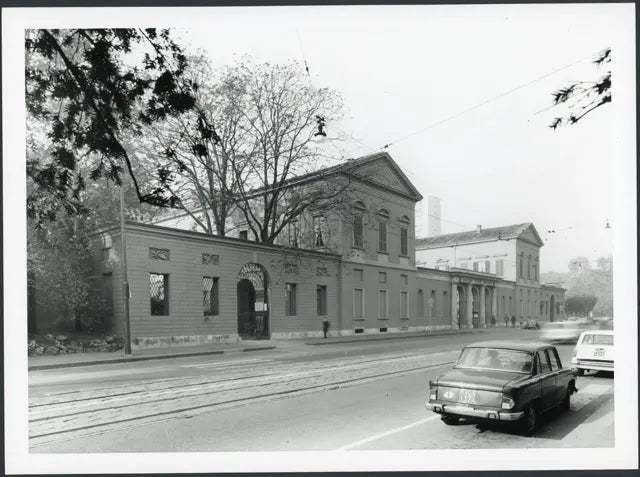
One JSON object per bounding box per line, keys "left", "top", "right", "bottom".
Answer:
{"left": 518, "top": 224, "right": 544, "bottom": 247}
{"left": 346, "top": 152, "right": 423, "bottom": 202}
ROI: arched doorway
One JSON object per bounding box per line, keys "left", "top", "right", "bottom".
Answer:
{"left": 237, "top": 263, "right": 270, "bottom": 339}
{"left": 550, "top": 295, "right": 555, "bottom": 322}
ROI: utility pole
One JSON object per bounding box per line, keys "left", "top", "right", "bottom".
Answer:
{"left": 120, "top": 182, "right": 132, "bottom": 355}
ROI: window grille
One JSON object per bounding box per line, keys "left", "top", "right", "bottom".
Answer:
{"left": 150, "top": 273, "right": 169, "bottom": 315}
{"left": 203, "top": 276, "right": 219, "bottom": 316}
{"left": 202, "top": 253, "right": 219, "bottom": 265}
{"left": 149, "top": 247, "right": 170, "bottom": 261}
{"left": 285, "top": 283, "right": 297, "bottom": 316}
{"left": 317, "top": 285, "right": 327, "bottom": 316}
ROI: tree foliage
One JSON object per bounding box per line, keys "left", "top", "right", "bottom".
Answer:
{"left": 25, "top": 28, "right": 200, "bottom": 225}
{"left": 565, "top": 295, "right": 598, "bottom": 317}
{"left": 549, "top": 48, "right": 611, "bottom": 130}
{"left": 144, "top": 56, "right": 353, "bottom": 244}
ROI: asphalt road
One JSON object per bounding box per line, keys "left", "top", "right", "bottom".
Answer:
{"left": 28, "top": 327, "right": 614, "bottom": 452}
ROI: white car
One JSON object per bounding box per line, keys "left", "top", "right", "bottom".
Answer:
{"left": 539, "top": 321, "right": 587, "bottom": 343}
{"left": 570, "top": 330, "right": 614, "bottom": 376}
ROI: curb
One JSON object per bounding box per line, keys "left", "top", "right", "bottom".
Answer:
{"left": 28, "top": 346, "right": 276, "bottom": 371}
{"left": 304, "top": 330, "right": 486, "bottom": 346}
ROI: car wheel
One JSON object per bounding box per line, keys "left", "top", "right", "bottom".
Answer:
{"left": 577, "top": 368, "right": 585, "bottom": 377}
{"left": 441, "top": 414, "right": 460, "bottom": 425}
{"left": 519, "top": 405, "right": 537, "bottom": 436}
{"left": 561, "top": 386, "right": 571, "bottom": 412}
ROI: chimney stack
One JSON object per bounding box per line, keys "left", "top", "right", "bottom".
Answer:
{"left": 477, "top": 225, "right": 482, "bottom": 232}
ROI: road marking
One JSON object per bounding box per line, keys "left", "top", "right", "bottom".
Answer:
{"left": 335, "top": 415, "right": 439, "bottom": 451}
{"left": 181, "top": 358, "right": 271, "bottom": 368}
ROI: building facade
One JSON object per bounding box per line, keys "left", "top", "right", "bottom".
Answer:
{"left": 62, "top": 152, "right": 565, "bottom": 348}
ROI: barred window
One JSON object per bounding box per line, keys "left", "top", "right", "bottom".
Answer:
{"left": 202, "top": 253, "right": 220, "bottom": 265}
{"left": 285, "top": 283, "right": 297, "bottom": 316}
{"left": 203, "top": 276, "right": 219, "bottom": 316}
{"left": 150, "top": 273, "right": 169, "bottom": 315}
{"left": 317, "top": 285, "right": 327, "bottom": 316}
{"left": 149, "top": 247, "right": 170, "bottom": 261}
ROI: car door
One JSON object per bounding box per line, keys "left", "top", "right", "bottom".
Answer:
{"left": 546, "top": 347, "right": 566, "bottom": 404}
{"left": 535, "top": 349, "right": 556, "bottom": 411}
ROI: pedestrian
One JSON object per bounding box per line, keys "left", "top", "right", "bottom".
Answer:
{"left": 511, "top": 315, "right": 516, "bottom": 327}
{"left": 322, "top": 319, "right": 330, "bottom": 338}
{"left": 504, "top": 315, "right": 509, "bottom": 327}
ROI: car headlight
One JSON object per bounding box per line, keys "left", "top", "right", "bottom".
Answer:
{"left": 501, "top": 395, "right": 515, "bottom": 410}
{"left": 429, "top": 389, "right": 437, "bottom": 401}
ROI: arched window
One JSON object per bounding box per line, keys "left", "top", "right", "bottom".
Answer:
{"left": 377, "top": 209, "right": 389, "bottom": 252}
{"left": 352, "top": 202, "right": 366, "bottom": 248}
{"left": 399, "top": 215, "right": 410, "bottom": 256}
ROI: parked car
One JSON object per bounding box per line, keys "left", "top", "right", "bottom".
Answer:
{"left": 570, "top": 329, "right": 614, "bottom": 376}
{"left": 523, "top": 320, "right": 540, "bottom": 330}
{"left": 425, "top": 341, "right": 578, "bottom": 436}
{"left": 539, "top": 321, "right": 587, "bottom": 343}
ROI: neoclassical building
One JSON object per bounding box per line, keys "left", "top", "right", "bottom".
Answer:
{"left": 41, "top": 152, "right": 564, "bottom": 348}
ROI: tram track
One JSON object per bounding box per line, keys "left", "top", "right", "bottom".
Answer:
{"left": 29, "top": 349, "right": 458, "bottom": 447}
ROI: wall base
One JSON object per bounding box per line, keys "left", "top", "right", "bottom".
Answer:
{"left": 132, "top": 333, "right": 241, "bottom": 349}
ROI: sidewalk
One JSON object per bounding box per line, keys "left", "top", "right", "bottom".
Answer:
{"left": 28, "top": 340, "right": 276, "bottom": 371}
{"left": 28, "top": 327, "right": 493, "bottom": 371}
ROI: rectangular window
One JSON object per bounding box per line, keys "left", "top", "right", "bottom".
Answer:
{"left": 533, "top": 264, "right": 538, "bottom": 281}
{"left": 317, "top": 285, "right": 327, "bottom": 316}
{"left": 378, "top": 289, "right": 388, "bottom": 318}
{"left": 496, "top": 259, "right": 504, "bottom": 277}
{"left": 378, "top": 221, "right": 387, "bottom": 252}
{"left": 202, "top": 253, "right": 219, "bottom": 265}
{"left": 288, "top": 220, "right": 299, "bottom": 248}
{"left": 417, "top": 289, "right": 424, "bottom": 318}
{"left": 484, "top": 260, "right": 490, "bottom": 273}
{"left": 150, "top": 273, "right": 169, "bottom": 316}
{"left": 354, "top": 268, "right": 363, "bottom": 281}
{"left": 313, "top": 216, "right": 326, "bottom": 247}
{"left": 149, "top": 247, "right": 170, "bottom": 261}
{"left": 473, "top": 262, "right": 479, "bottom": 271}
{"left": 378, "top": 271, "right": 387, "bottom": 284}
{"left": 400, "top": 291, "right": 408, "bottom": 318}
{"left": 459, "top": 262, "right": 468, "bottom": 269}
{"left": 520, "top": 258, "right": 524, "bottom": 278}
{"left": 400, "top": 227, "right": 408, "bottom": 256}
{"left": 203, "top": 276, "right": 219, "bottom": 316}
{"left": 353, "top": 288, "right": 364, "bottom": 318}
{"left": 353, "top": 214, "right": 364, "bottom": 248}
{"left": 536, "top": 350, "right": 551, "bottom": 374}
{"left": 527, "top": 260, "right": 531, "bottom": 279}
{"left": 239, "top": 230, "right": 248, "bottom": 240}
{"left": 285, "top": 283, "right": 297, "bottom": 316}
{"left": 401, "top": 274, "right": 408, "bottom": 286}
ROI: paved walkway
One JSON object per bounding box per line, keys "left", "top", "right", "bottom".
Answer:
{"left": 28, "top": 327, "right": 494, "bottom": 371}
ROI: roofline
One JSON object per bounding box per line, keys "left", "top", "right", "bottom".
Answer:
{"left": 415, "top": 222, "right": 544, "bottom": 250}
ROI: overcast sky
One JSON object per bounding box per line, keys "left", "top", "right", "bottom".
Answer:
{"left": 169, "top": 4, "right": 632, "bottom": 273}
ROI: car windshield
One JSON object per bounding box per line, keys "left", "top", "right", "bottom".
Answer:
{"left": 582, "top": 334, "right": 614, "bottom": 345}
{"left": 455, "top": 348, "right": 533, "bottom": 373}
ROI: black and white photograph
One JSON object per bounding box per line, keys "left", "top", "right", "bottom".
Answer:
{"left": 3, "top": 2, "right": 637, "bottom": 474}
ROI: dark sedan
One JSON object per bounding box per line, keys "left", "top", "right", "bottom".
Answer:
{"left": 425, "top": 341, "right": 578, "bottom": 436}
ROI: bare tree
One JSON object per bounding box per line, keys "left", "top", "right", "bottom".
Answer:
{"left": 549, "top": 48, "right": 611, "bottom": 130}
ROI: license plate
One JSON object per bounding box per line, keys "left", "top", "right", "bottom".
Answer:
{"left": 459, "top": 389, "right": 477, "bottom": 404}
{"left": 594, "top": 348, "right": 606, "bottom": 358}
